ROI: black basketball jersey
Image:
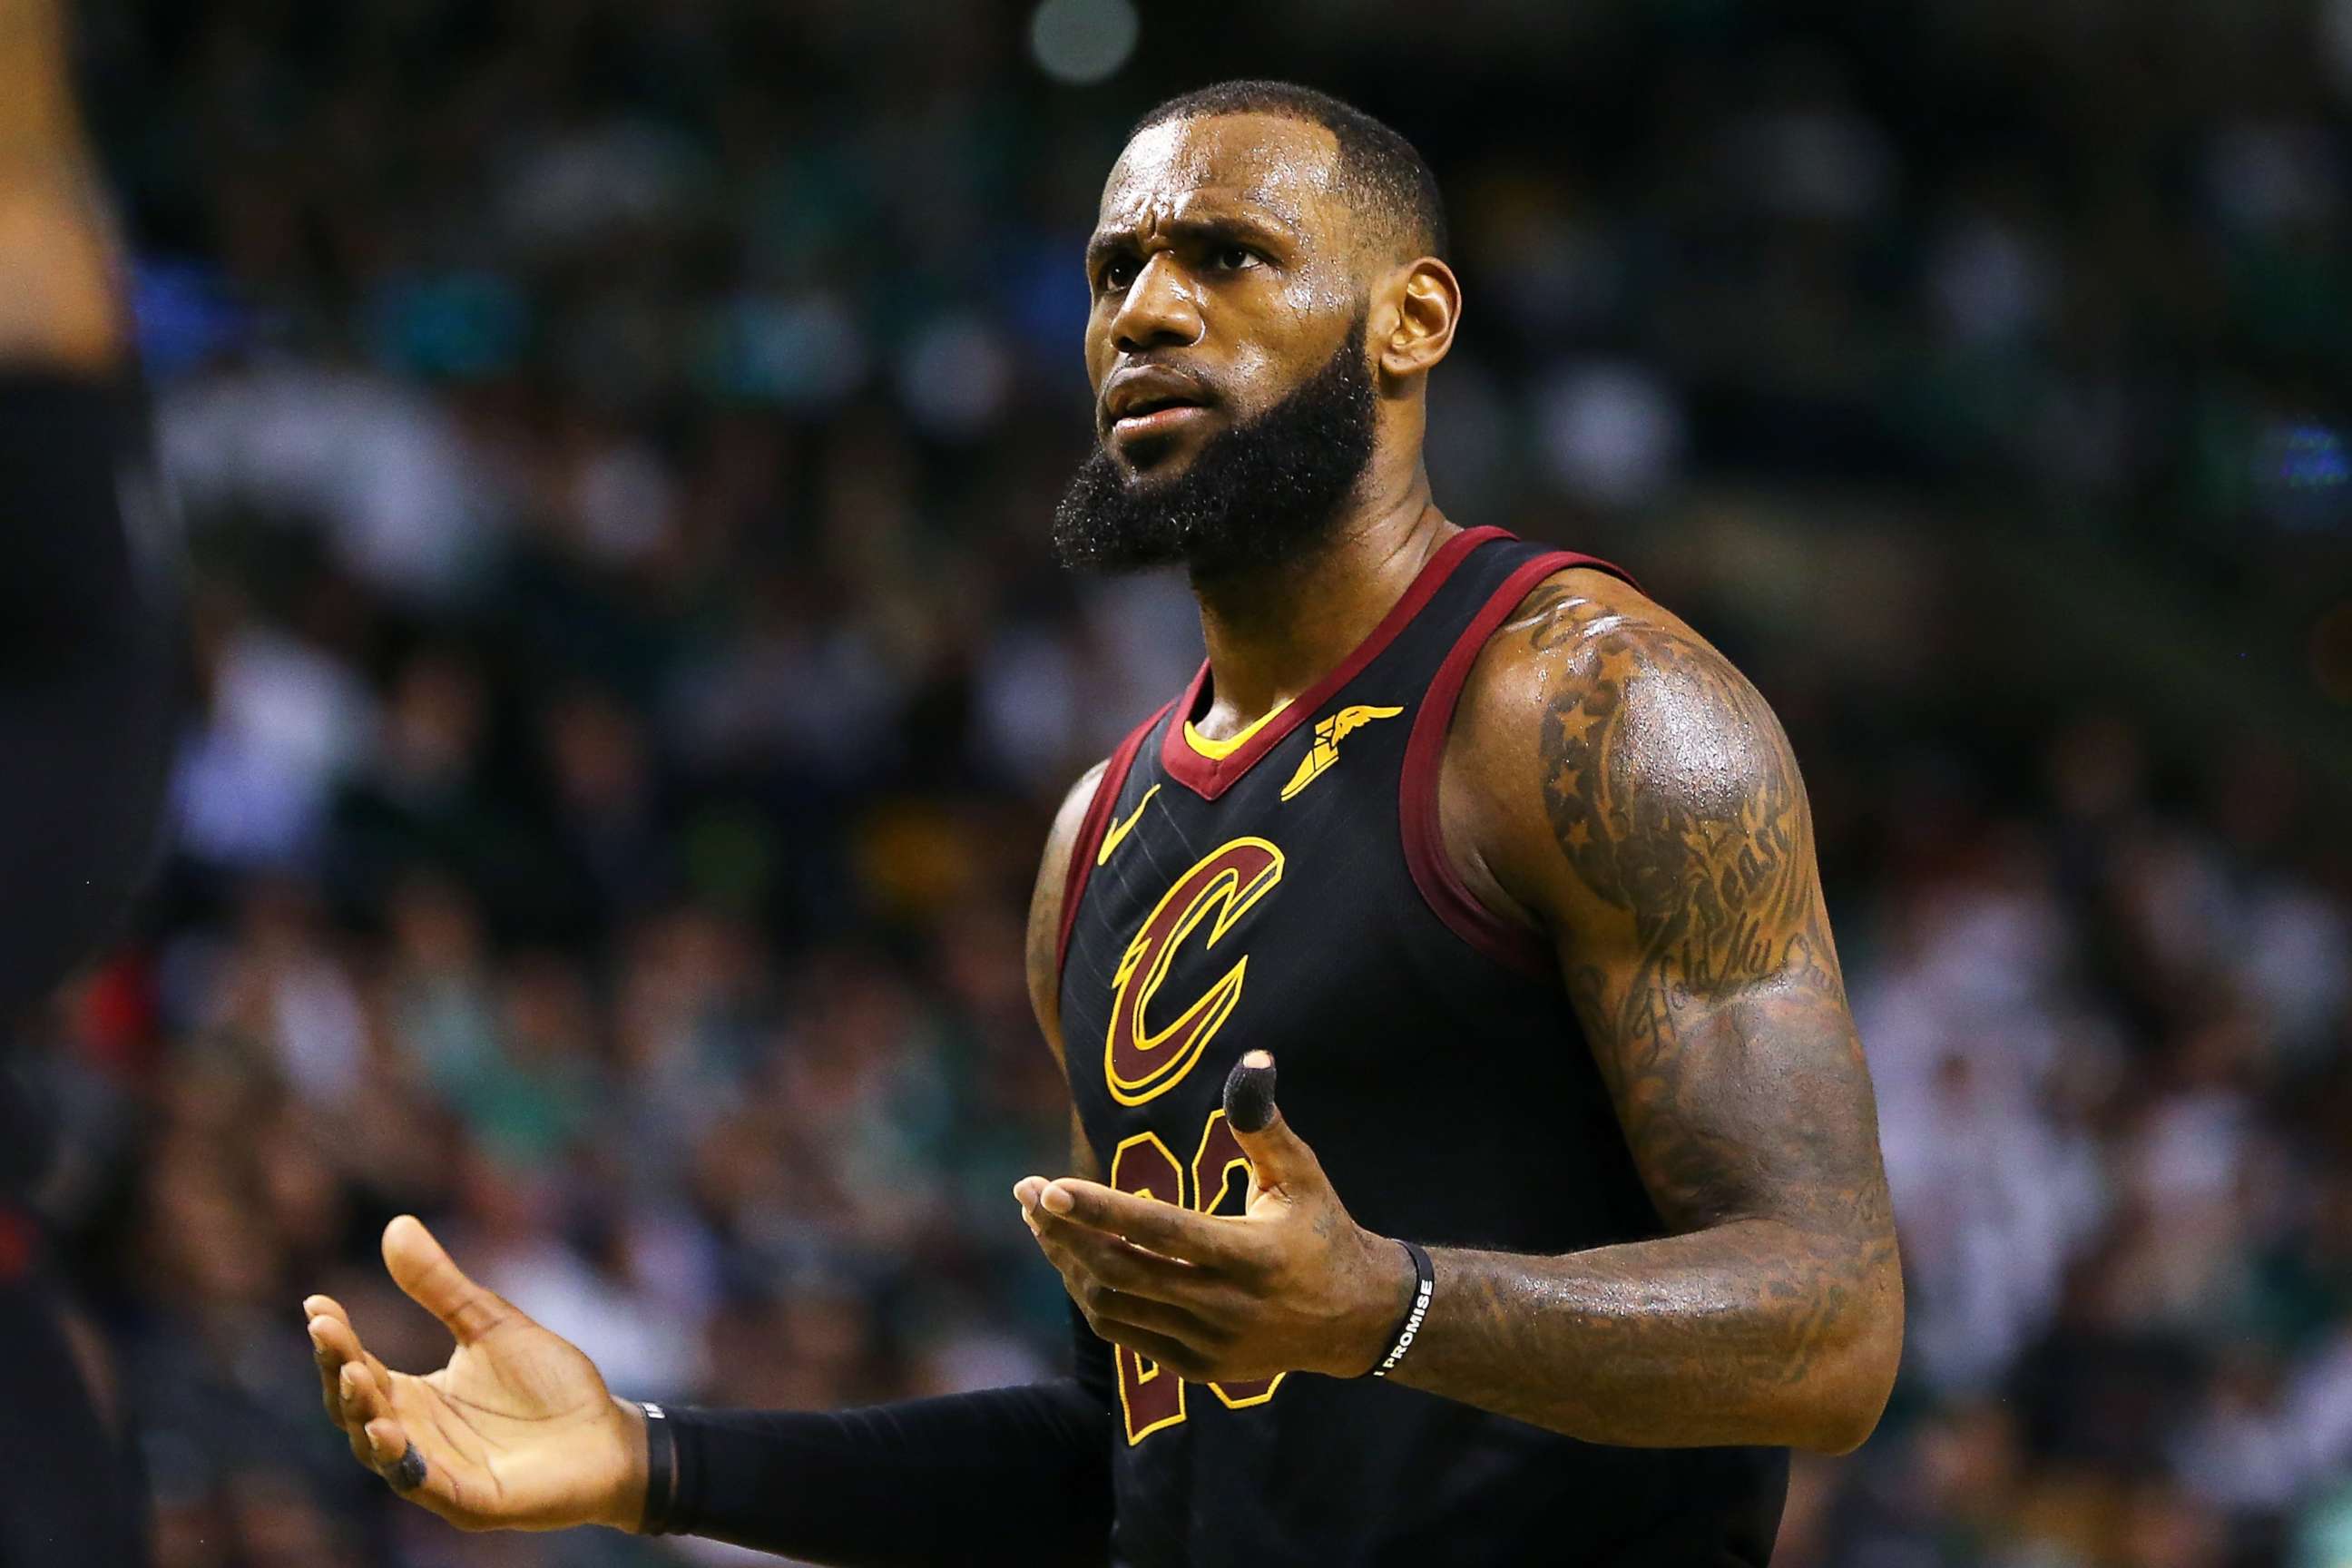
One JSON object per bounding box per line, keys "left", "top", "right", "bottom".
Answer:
{"left": 1054, "top": 527, "right": 1788, "bottom": 1567}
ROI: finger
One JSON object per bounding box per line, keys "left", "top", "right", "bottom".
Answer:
{"left": 362, "top": 1420, "right": 474, "bottom": 1531}
{"left": 381, "top": 1215, "right": 510, "bottom": 1345}
{"left": 1221, "top": 1049, "right": 1279, "bottom": 1132}
{"left": 1073, "top": 1281, "right": 1227, "bottom": 1349}
{"left": 359, "top": 1412, "right": 431, "bottom": 1505}
{"left": 1019, "top": 1202, "right": 1097, "bottom": 1285}
{"left": 339, "top": 1360, "right": 391, "bottom": 1438}
{"left": 1220, "top": 1050, "right": 1326, "bottom": 1201}
{"left": 309, "top": 1311, "right": 387, "bottom": 1380}
{"left": 358, "top": 1407, "right": 406, "bottom": 1472}
{"left": 1023, "top": 1207, "right": 1193, "bottom": 1327}
{"left": 309, "top": 1314, "right": 366, "bottom": 1428}
{"left": 334, "top": 1361, "right": 387, "bottom": 1468}
{"left": 1039, "top": 1179, "right": 1250, "bottom": 1265}
{"left": 1030, "top": 1208, "right": 1207, "bottom": 1300}
{"left": 308, "top": 1319, "right": 347, "bottom": 1425}
{"left": 304, "top": 1293, "right": 353, "bottom": 1407}
{"left": 1091, "top": 1319, "right": 1213, "bottom": 1382}
{"left": 343, "top": 1361, "right": 442, "bottom": 1493}
{"left": 309, "top": 1313, "right": 390, "bottom": 1422}
{"left": 365, "top": 1424, "right": 429, "bottom": 1492}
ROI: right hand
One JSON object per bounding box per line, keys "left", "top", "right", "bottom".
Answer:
{"left": 304, "top": 1215, "right": 647, "bottom": 1534}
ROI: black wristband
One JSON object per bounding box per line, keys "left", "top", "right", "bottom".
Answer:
{"left": 659, "top": 1386, "right": 1113, "bottom": 1562}
{"left": 1367, "top": 1240, "right": 1436, "bottom": 1379}
{"left": 638, "top": 1401, "right": 676, "bottom": 1534}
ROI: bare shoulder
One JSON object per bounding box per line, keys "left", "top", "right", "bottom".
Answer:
{"left": 1025, "top": 759, "right": 1112, "bottom": 1069}
{"left": 1442, "top": 565, "right": 1811, "bottom": 936}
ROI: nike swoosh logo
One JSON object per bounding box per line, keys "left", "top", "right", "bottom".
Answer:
{"left": 1097, "top": 784, "right": 1161, "bottom": 867}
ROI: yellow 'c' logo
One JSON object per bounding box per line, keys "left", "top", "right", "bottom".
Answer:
{"left": 1103, "top": 837, "right": 1284, "bottom": 1107}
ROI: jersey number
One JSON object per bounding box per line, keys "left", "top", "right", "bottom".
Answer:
{"left": 1106, "top": 1112, "right": 1286, "bottom": 1445}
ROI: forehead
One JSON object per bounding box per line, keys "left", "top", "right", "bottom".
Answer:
{"left": 1096, "top": 113, "right": 1346, "bottom": 239}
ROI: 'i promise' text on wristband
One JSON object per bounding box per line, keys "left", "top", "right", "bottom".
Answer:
{"left": 1368, "top": 1240, "right": 1435, "bottom": 1379}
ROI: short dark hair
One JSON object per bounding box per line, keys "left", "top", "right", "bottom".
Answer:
{"left": 1130, "top": 80, "right": 1448, "bottom": 262}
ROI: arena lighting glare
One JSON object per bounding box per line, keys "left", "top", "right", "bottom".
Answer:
{"left": 1029, "top": 0, "right": 1139, "bottom": 85}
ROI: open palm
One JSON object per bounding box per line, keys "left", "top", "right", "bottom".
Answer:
{"left": 304, "top": 1216, "right": 642, "bottom": 1534}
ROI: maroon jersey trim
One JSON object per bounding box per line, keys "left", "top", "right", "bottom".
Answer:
{"left": 1400, "top": 548, "right": 1637, "bottom": 976}
{"left": 1156, "top": 524, "right": 1514, "bottom": 801}
{"left": 1056, "top": 696, "right": 1177, "bottom": 980}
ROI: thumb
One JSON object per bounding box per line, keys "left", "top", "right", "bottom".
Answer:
{"left": 382, "top": 1215, "right": 512, "bottom": 1346}
{"left": 1221, "top": 1051, "right": 1324, "bottom": 1201}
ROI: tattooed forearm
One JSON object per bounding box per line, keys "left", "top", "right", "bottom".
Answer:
{"left": 1396, "top": 593, "right": 1901, "bottom": 1453}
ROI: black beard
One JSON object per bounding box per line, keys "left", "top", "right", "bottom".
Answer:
{"left": 1052, "top": 313, "right": 1377, "bottom": 578}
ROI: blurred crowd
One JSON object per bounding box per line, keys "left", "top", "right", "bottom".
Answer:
{"left": 17, "top": 0, "right": 2352, "bottom": 1564}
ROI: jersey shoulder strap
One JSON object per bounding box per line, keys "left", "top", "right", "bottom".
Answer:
{"left": 1398, "top": 539, "right": 1636, "bottom": 974}
{"left": 1054, "top": 696, "right": 1173, "bottom": 975}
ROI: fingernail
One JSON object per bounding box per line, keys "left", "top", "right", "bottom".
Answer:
{"left": 1042, "top": 1185, "right": 1073, "bottom": 1215}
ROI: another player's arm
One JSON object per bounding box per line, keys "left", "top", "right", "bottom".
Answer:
{"left": 0, "top": 0, "right": 185, "bottom": 1021}
{"left": 0, "top": 0, "right": 124, "bottom": 371}
{"left": 1389, "top": 571, "right": 1903, "bottom": 1452}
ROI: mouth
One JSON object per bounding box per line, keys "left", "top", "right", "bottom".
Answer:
{"left": 1102, "top": 367, "right": 1221, "bottom": 447}
{"left": 1109, "top": 397, "right": 1213, "bottom": 441}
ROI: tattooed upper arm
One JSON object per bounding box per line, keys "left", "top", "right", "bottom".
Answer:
{"left": 1411, "top": 572, "right": 1903, "bottom": 1446}
{"left": 1453, "top": 573, "right": 1895, "bottom": 1244}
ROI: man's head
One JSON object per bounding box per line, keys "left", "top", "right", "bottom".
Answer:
{"left": 1053, "top": 81, "right": 1460, "bottom": 578}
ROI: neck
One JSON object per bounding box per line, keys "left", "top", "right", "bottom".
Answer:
{"left": 1186, "top": 460, "right": 1449, "bottom": 731}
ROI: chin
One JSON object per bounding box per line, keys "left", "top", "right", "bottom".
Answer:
{"left": 1108, "top": 437, "right": 1198, "bottom": 483}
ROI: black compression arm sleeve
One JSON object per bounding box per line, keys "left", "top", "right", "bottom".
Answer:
{"left": 0, "top": 372, "right": 181, "bottom": 1025}
{"left": 662, "top": 1305, "right": 1116, "bottom": 1564}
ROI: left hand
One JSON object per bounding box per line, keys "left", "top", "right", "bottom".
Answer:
{"left": 1015, "top": 1051, "right": 1415, "bottom": 1383}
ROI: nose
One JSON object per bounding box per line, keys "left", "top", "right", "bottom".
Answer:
{"left": 1109, "top": 251, "right": 1203, "bottom": 355}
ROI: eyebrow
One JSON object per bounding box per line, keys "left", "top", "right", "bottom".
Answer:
{"left": 1083, "top": 211, "right": 1301, "bottom": 278}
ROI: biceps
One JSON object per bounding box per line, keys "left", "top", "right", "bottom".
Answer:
{"left": 1574, "top": 956, "right": 1883, "bottom": 1235}
{"left": 1503, "top": 610, "right": 1881, "bottom": 1228}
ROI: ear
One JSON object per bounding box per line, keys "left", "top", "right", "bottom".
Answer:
{"left": 1373, "top": 257, "right": 1461, "bottom": 385}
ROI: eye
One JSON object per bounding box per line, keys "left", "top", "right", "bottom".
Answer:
{"left": 1208, "top": 244, "right": 1259, "bottom": 273}
{"left": 1099, "top": 255, "right": 1139, "bottom": 292}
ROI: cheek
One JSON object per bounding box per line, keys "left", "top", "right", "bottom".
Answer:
{"left": 1083, "top": 318, "right": 1112, "bottom": 387}
{"left": 1222, "top": 344, "right": 1281, "bottom": 414}
{"left": 1285, "top": 273, "right": 1338, "bottom": 318}
{"left": 1215, "top": 292, "right": 1318, "bottom": 405}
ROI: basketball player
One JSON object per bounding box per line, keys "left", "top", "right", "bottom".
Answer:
{"left": 305, "top": 81, "right": 1901, "bottom": 1565}
{"left": 0, "top": 2, "right": 181, "bottom": 1563}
